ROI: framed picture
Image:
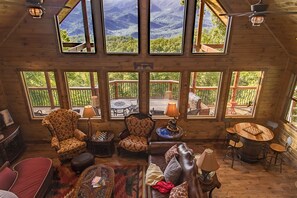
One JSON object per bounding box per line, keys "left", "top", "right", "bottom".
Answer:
{"left": 0, "top": 109, "right": 14, "bottom": 126}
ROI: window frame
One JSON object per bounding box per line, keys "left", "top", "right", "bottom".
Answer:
{"left": 225, "top": 70, "right": 264, "bottom": 118}
{"left": 100, "top": 0, "right": 140, "bottom": 55}
{"left": 284, "top": 74, "right": 297, "bottom": 128}
{"left": 187, "top": 71, "right": 223, "bottom": 119}
{"left": 148, "top": 0, "right": 188, "bottom": 55}
{"left": 55, "top": 0, "right": 97, "bottom": 54}
{"left": 64, "top": 71, "right": 102, "bottom": 119}
{"left": 191, "top": 0, "right": 232, "bottom": 55}
{"left": 19, "top": 70, "right": 61, "bottom": 120}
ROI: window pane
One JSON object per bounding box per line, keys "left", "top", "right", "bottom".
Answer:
{"left": 108, "top": 72, "right": 139, "bottom": 119}
{"left": 285, "top": 79, "right": 297, "bottom": 127}
{"left": 102, "top": 0, "right": 139, "bottom": 54}
{"left": 65, "top": 72, "right": 100, "bottom": 117}
{"left": 192, "top": 0, "right": 229, "bottom": 53}
{"left": 149, "top": 0, "right": 186, "bottom": 54}
{"left": 56, "top": 0, "right": 96, "bottom": 53}
{"left": 21, "top": 71, "right": 60, "bottom": 118}
{"left": 225, "top": 71, "right": 263, "bottom": 117}
{"left": 188, "top": 72, "right": 221, "bottom": 118}
{"left": 149, "top": 72, "right": 180, "bottom": 116}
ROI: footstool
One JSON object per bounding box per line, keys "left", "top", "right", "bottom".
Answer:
{"left": 71, "top": 152, "right": 95, "bottom": 173}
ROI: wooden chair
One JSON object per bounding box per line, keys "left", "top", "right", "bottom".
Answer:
{"left": 117, "top": 113, "right": 155, "bottom": 156}
{"left": 262, "top": 120, "right": 279, "bottom": 160}
{"left": 266, "top": 136, "right": 292, "bottom": 173}
{"left": 224, "top": 134, "right": 243, "bottom": 168}
{"left": 42, "top": 109, "right": 87, "bottom": 161}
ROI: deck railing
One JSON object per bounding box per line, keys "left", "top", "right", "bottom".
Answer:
{"left": 28, "top": 80, "right": 257, "bottom": 108}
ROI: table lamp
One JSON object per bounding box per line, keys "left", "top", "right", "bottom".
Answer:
{"left": 83, "top": 105, "right": 96, "bottom": 138}
{"left": 197, "top": 148, "right": 220, "bottom": 182}
{"left": 165, "top": 102, "right": 180, "bottom": 132}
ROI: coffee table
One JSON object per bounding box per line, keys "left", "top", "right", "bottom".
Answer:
{"left": 74, "top": 164, "right": 114, "bottom": 198}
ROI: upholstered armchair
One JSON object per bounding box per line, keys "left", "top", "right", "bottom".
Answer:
{"left": 118, "top": 113, "right": 155, "bottom": 155}
{"left": 42, "top": 109, "right": 87, "bottom": 161}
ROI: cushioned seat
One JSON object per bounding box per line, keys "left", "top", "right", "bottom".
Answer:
{"left": 0, "top": 157, "right": 53, "bottom": 198}
{"left": 71, "top": 152, "right": 95, "bottom": 173}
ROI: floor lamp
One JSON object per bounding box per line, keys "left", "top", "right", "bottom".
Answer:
{"left": 83, "top": 105, "right": 96, "bottom": 139}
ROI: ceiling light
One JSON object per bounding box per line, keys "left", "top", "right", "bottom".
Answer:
{"left": 28, "top": 6, "right": 44, "bottom": 19}
{"left": 250, "top": 15, "right": 265, "bottom": 26}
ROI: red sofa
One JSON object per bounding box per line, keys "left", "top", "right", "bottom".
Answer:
{"left": 0, "top": 157, "right": 53, "bottom": 198}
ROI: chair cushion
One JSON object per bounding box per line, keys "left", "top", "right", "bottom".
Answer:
{"left": 165, "top": 144, "right": 179, "bottom": 164}
{"left": 126, "top": 116, "right": 154, "bottom": 137}
{"left": 164, "top": 156, "right": 182, "bottom": 185}
{"left": 169, "top": 181, "right": 188, "bottom": 198}
{"left": 57, "top": 137, "right": 87, "bottom": 154}
{"left": 118, "top": 135, "right": 148, "bottom": 152}
{"left": 10, "top": 158, "right": 52, "bottom": 198}
{"left": 145, "top": 163, "right": 164, "bottom": 186}
{"left": 0, "top": 167, "right": 17, "bottom": 190}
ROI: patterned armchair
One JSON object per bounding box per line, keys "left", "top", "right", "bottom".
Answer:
{"left": 118, "top": 113, "right": 155, "bottom": 155}
{"left": 42, "top": 109, "right": 87, "bottom": 161}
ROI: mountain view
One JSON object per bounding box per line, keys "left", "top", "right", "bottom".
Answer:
{"left": 59, "top": 0, "right": 213, "bottom": 39}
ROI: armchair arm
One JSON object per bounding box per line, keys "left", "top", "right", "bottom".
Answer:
{"left": 0, "top": 161, "right": 10, "bottom": 172}
{"left": 51, "top": 136, "right": 60, "bottom": 150}
{"left": 74, "top": 129, "right": 87, "bottom": 141}
{"left": 42, "top": 119, "right": 55, "bottom": 136}
{"left": 118, "top": 129, "right": 130, "bottom": 140}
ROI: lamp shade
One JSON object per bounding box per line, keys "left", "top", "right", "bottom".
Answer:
{"left": 197, "top": 148, "right": 220, "bottom": 172}
{"left": 83, "top": 105, "right": 96, "bottom": 118}
{"left": 28, "top": 7, "right": 44, "bottom": 18}
{"left": 166, "top": 102, "right": 180, "bottom": 117}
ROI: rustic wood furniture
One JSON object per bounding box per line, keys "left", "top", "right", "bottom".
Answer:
{"left": 74, "top": 164, "right": 114, "bottom": 198}
{"left": 0, "top": 124, "right": 25, "bottom": 166}
{"left": 88, "top": 131, "right": 115, "bottom": 157}
{"left": 234, "top": 122, "right": 274, "bottom": 162}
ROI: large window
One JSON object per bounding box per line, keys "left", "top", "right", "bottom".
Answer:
{"left": 149, "top": 0, "right": 186, "bottom": 54}
{"left": 285, "top": 75, "right": 297, "bottom": 127}
{"left": 192, "top": 0, "right": 230, "bottom": 54}
{"left": 225, "top": 71, "right": 263, "bottom": 117}
{"left": 102, "top": 0, "right": 139, "bottom": 54}
{"left": 108, "top": 72, "right": 139, "bottom": 119}
{"left": 56, "top": 0, "right": 96, "bottom": 53}
{"left": 188, "top": 72, "right": 221, "bottom": 118}
{"left": 149, "top": 72, "right": 180, "bottom": 116}
{"left": 21, "top": 71, "right": 60, "bottom": 118}
{"left": 65, "top": 72, "right": 101, "bottom": 117}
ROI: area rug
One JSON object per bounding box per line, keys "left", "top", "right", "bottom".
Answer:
{"left": 45, "top": 164, "right": 147, "bottom": 198}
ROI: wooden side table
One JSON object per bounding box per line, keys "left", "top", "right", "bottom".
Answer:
{"left": 199, "top": 173, "right": 221, "bottom": 198}
{"left": 0, "top": 124, "right": 25, "bottom": 166}
{"left": 88, "top": 131, "right": 114, "bottom": 157}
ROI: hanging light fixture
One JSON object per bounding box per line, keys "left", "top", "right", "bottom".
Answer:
{"left": 250, "top": 15, "right": 265, "bottom": 26}
{"left": 28, "top": 6, "right": 44, "bottom": 18}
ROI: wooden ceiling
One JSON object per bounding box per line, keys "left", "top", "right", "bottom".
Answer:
{"left": 0, "top": 0, "right": 297, "bottom": 57}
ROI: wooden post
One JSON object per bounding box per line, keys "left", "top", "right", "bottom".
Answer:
{"left": 195, "top": 0, "right": 205, "bottom": 52}
{"left": 90, "top": 72, "right": 96, "bottom": 96}
{"left": 81, "top": 0, "right": 91, "bottom": 52}
{"left": 115, "top": 82, "right": 119, "bottom": 99}
{"left": 192, "top": 72, "right": 197, "bottom": 93}
{"left": 230, "top": 71, "right": 240, "bottom": 104}
{"left": 44, "top": 72, "right": 55, "bottom": 109}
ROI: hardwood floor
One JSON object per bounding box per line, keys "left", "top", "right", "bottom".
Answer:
{"left": 17, "top": 140, "right": 297, "bottom": 198}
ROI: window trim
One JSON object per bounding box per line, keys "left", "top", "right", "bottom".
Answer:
{"left": 283, "top": 74, "right": 297, "bottom": 128}
{"left": 191, "top": 0, "right": 232, "bottom": 55}
{"left": 148, "top": 0, "right": 188, "bottom": 55}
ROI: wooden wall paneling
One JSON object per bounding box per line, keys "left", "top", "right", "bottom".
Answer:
{"left": 0, "top": 75, "right": 7, "bottom": 110}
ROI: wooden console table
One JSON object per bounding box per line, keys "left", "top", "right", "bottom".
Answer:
{"left": 0, "top": 124, "right": 25, "bottom": 166}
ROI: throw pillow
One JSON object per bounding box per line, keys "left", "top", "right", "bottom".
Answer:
{"left": 164, "top": 156, "right": 182, "bottom": 185}
{"left": 0, "top": 167, "right": 17, "bottom": 190}
{"left": 145, "top": 163, "right": 165, "bottom": 186}
{"left": 169, "top": 181, "right": 189, "bottom": 198}
{"left": 165, "top": 144, "right": 179, "bottom": 164}
{"left": 0, "top": 190, "right": 18, "bottom": 198}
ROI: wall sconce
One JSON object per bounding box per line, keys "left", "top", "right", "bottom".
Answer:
{"left": 28, "top": 6, "right": 44, "bottom": 18}
{"left": 134, "top": 62, "right": 154, "bottom": 71}
{"left": 250, "top": 15, "right": 265, "bottom": 26}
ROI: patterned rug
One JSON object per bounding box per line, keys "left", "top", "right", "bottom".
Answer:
{"left": 45, "top": 164, "right": 147, "bottom": 198}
